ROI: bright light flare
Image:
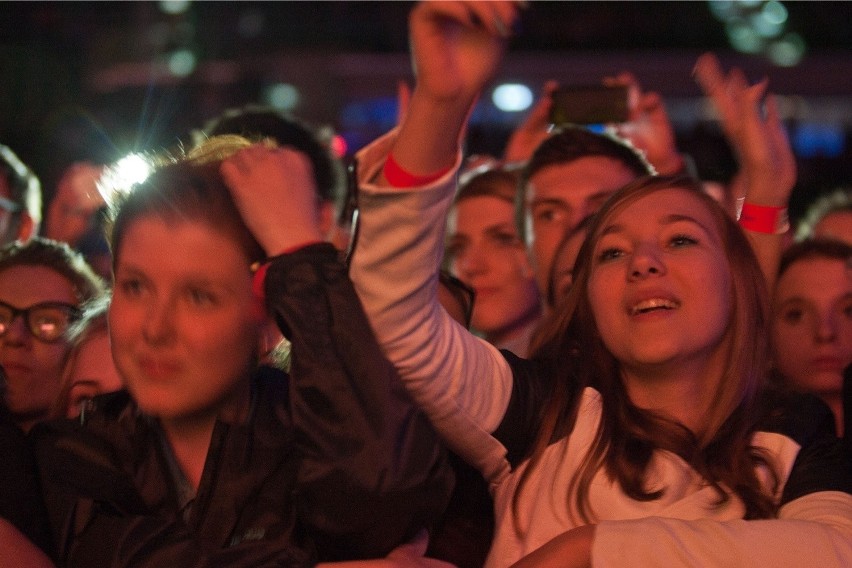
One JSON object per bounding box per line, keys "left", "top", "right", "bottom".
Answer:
{"left": 97, "top": 154, "right": 154, "bottom": 206}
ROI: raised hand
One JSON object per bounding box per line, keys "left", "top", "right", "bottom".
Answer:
{"left": 693, "top": 53, "right": 796, "bottom": 207}
{"left": 220, "top": 144, "right": 324, "bottom": 256}
{"left": 409, "top": 1, "right": 516, "bottom": 106}
{"left": 503, "top": 80, "right": 559, "bottom": 164}
{"left": 605, "top": 72, "right": 683, "bottom": 175}
{"left": 390, "top": 1, "right": 521, "bottom": 179}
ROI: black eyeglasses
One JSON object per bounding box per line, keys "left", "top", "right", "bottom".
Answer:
{"left": 0, "top": 300, "right": 81, "bottom": 343}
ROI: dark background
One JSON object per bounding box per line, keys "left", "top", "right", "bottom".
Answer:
{"left": 1, "top": 1, "right": 850, "bottom": 219}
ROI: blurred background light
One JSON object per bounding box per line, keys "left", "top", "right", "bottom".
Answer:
{"left": 761, "top": 1, "right": 788, "bottom": 25}
{"left": 264, "top": 83, "right": 300, "bottom": 111}
{"left": 492, "top": 83, "right": 533, "bottom": 112}
{"left": 768, "top": 32, "right": 806, "bottom": 67}
{"left": 159, "top": 0, "right": 191, "bottom": 16}
{"left": 167, "top": 49, "right": 197, "bottom": 77}
{"left": 726, "top": 19, "right": 764, "bottom": 53}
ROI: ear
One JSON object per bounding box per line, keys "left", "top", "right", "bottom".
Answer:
{"left": 317, "top": 200, "right": 335, "bottom": 239}
{"left": 16, "top": 213, "right": 36, "bottom": 242}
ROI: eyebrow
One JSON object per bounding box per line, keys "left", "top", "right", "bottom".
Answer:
{"left": 601, "top": 213, "right": 715, "bottom": 238}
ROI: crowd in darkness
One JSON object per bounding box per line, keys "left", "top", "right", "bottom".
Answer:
{"left": 0, "top": 2, "right": 849, "bottom": 567}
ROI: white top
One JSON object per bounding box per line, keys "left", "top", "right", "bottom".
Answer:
{"left": 349, "top": 131, "right": 852, "bottom": 568}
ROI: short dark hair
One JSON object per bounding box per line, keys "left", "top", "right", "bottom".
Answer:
{"left": 516, "top": 127, "right": 654, "bottom": 235}
{"left": 0, "top": 237, "right": 105, "bottom": 304}
{"left": 199, "top": 106, "right": 343, "bottom": 206}
{"left": 778, "top": 238, "right": 852, "bottom": 278}
{"left": 523, "top": 127, "right": 653, "bottom": 183}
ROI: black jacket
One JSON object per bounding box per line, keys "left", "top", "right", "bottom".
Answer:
{"left": 33, "top": 244, "right": 453, "bottom": 567}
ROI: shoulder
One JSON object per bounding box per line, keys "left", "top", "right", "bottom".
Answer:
{"left": 755, "top": 390, "right": 852, "bottom": 504}
{"left": 758, "top": 389, "right": 836, "bottom": 445}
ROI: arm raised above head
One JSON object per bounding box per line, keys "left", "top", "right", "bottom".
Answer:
{"left": 347, "top": 2, "right": 524, "bottom": 479}
{"left": 694, "top": 53, "right": 796, "bottom": 288}
{"left": 387, "top": 1, "right": 518, "bottom": 182}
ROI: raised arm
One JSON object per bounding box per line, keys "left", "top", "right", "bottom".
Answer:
{"left": 387, "top": 1, "right": 516, "bottom": 179}
{"left": 694, "top": 53, "right": 796, "bottom": 288}
{"left": 221, "top": 146, "right": 453, "bottom": 560}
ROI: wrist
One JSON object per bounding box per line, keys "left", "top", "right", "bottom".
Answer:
{"left": 738, "top": 202, "right": 789, "bottom": 234}
{"left": 383, "top": 152, "right": 453, "bottom": 188}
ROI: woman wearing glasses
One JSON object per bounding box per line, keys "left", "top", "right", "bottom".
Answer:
{"left": 0, "top": 237, "right": 104, "bottom": 433}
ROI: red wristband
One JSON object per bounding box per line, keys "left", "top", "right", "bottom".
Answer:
{"left": 738, "top": 202, "right": 790, "bottom": 234}
{"left": 251, "top": 262, "right": 271, "bottom": 305}
{"left": 383, "top": 153, "right": 453, "bottom": 188}
{"left": 249, "top": 240, "right": 324, "bottom": 305}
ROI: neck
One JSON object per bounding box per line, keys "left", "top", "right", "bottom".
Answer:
{"left": 622, "top": 356, "right": 726, "bottom": 437}
{"left": 161, "top": 415, "right": 216, "bottom": 490}
{"left": 160, "top": 381, "right": 251, "bottom": 489}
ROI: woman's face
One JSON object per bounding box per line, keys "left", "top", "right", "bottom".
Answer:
{"left": 772, "top": 256, "right": 852, "bottom": 400}
{"left": 448, "top": 195, "right": 540, "bottom": 340}
{"left": 109, "top": 215, "right": 264, "bottom": 424}
{"left": 65, "top": 329, "right": 123, "bottom": 418}
{"left": 0, "top": 266, "right": 78, "bottom": 427}
{"left": 587, "top": 188, "right": 732, "bottom": 376}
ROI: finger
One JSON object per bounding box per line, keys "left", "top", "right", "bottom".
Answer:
{"left": 693, "top": 52, "right": 727, "bottom": 96}
{"left": 480, "top": 0, "right": 521, "bottom": 37}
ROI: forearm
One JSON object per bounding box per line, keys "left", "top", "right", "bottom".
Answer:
{"left": 591, "top": 492, "right": 852, "bottom": 568}
{"left": 385, "top": 90, "right": 470, "bottom": 181}
{"left": 350, "top": 133, "right": 515, "bottom": 478}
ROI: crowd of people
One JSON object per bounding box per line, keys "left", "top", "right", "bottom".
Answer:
{"left": 0, "top": 2, "right": 849, "bottom": 567}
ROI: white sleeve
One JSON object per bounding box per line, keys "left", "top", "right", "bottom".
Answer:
{"left": 591, "top": 491, "right": 852, "bottom": 567}
{"left": 349, "top": 131, "right": 515, "bottom": 481}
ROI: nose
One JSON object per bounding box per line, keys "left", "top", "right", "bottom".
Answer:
{"left": 455, "top": 245, "right": 489, "bottom": 280}
{"left": 142, "top": 299, "right": 175, "bottom": 344}
{"left": 628, "top": 243, "right": 666, "bottom": 280}
{"left": 814, "top": 312, "right": 838, "bottom": 343}
{"left": 1, "top": 314, "right": 31, "bottom": 346}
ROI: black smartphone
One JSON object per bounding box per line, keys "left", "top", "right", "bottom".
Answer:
{"left": 549, "top": 85, "right": 629, "bottom": 126}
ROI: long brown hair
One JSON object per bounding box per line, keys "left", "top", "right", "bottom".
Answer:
{"left": 517, "top": 175, "right": 778, "bottom": 527}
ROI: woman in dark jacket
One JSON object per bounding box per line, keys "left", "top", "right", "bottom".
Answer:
{"left": 32, "top": 136, "right": 452, "bottom": 567}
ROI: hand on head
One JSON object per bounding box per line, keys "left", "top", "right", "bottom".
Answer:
{"left": 220, "top": 145, "right": 325, "bottom": 257}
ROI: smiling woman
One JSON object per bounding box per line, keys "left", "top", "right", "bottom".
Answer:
{"left": 346, "top": 2, "right": 852, "bottom": 566}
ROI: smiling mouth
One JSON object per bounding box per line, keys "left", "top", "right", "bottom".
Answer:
{"left": 630, "top": 298, "right": 680, "bottom": 315}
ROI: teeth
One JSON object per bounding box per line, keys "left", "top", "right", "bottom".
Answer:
{"left": 631, "top": 298, "right": 678, "bottom": 315}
